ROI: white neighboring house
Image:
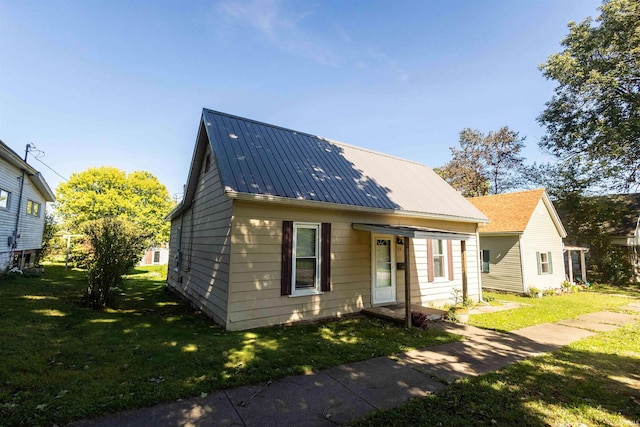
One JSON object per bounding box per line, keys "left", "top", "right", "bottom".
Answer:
{"left": 0, "top": 141, "right": 55, "bottom": 269}
{"left": 139, "top": 246, "right": 170, "bottom": 266}
{"left": 467, "top": 189, "right": 567, "bottom": 293}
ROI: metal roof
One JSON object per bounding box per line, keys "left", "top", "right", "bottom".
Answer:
{"left": 177, "top": 109, "right": 488, "bottom": 222}
{"left": 352, "top": 224, "right": 474, "bottom": 240}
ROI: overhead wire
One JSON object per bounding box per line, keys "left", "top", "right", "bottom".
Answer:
{"left": 26, "top": 143, "right": 68, "bottom": 182}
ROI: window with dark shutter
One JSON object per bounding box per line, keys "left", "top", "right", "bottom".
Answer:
{"left": 282, "top": 221, "right": 331, "bottom": 296}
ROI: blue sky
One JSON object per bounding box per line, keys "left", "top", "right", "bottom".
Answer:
{"left": 0, "top": 0, "right": 601, "bottom": 200}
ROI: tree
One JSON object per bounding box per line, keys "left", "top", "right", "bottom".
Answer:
{"left": 538, "top": 0, "right": 640, "bottom": 193}
{"left": 437, "top": 126, "right": 525, "bottom": 196}
{"left": 83, "top": 217, "right": 149, "bottom": 308}
{"left": 36, "top": 211, "right": 58, "bottom": 265}
{"left": 55, "top": 167, "right": 173, "bottom": 244}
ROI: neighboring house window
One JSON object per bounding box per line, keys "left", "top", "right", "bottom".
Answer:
{"left": 537, "top": 251, "right": 553, "bottom": 274}
{"left": 26, "top": 200, "right": 41, "bottom": 217}
{"left": 0, "top": 189, "right": 10, "bottom": 209}
{"left": 481, "top": 249, "right": 490, "bottom": 273}
{"left": 153, "top": 251, "right": 161, "bottom": 264}
{"left": 281, "top": 221, "right": 331, "bottom": 296}
{"left": 427, "top": 239, "right": 454, "bottom": 282}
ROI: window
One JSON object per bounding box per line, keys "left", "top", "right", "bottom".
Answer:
{"left": 481, "top": 249, "right": 490, "bottom": 273}
{"left": 153, "top": 251, "right": 161, "bottom": 264}
{"left": 26, "top": 200, "right": 41, "bottom": 217}
{"left": 0, "top": 189, "right": 10, "bottom": 209}
{"left": 427, "top": 239, "right": 454, "bottom": 282}
{"left": 537, "top": 251, "right": 553, "bottom": 274}
{"left": 281, "top": 221, "right": 331, "bottom": 296}
{"left": 432, "top": 239, "right": 446, "bottom": 279}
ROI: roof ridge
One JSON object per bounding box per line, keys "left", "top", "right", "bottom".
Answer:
{"left": 468, "top": 188, "right": 546, "bottom": 200}
{"left": 203, "top": 108, "right": 432, "bottom": 169}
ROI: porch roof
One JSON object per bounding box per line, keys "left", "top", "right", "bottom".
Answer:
{"left": 352, "top": 223, "right": 473, "bottom": 240}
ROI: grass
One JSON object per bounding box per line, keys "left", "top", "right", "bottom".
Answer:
{"left": 0, "top": 263, "right": 460, "bottom": 426}
{"left": 471, "top": 290, "right": 637, "bottom": 331}
{"left": 353, "top": 322, "right": 640, "bottom": 426}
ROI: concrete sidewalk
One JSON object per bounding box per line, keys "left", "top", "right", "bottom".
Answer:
{"left": 75, "top": 303, "right": 640, "bottom": 427}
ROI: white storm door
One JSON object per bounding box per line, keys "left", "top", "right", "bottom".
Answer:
{"left": 372, "top": 235, "right": 396, "bottom": 305}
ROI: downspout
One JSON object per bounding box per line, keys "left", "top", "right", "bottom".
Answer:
{"left": 12, "top": 170, "right": 26, "bottom": 253}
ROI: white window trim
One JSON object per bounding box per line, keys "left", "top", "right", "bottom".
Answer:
{"left": 0, "top": 189, "right": 10, "bottom": 209}
{"left": 291, "top": 222, "right": 322, "bottom": 297}
{"left": 538, "top": 251, "right": 552, "bottom": 275}
{"left": 432, "top": 239, "right": 448, "bottom": 282}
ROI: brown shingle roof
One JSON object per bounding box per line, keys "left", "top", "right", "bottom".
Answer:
{"left": 467, "top": 189, "right": 546, "bottom": 233}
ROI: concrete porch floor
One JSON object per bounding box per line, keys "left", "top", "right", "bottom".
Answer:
{"left": 362, "top": 304, "right": 447, "bottom": 323}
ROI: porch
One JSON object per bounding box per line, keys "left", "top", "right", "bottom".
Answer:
{"left": 363, "top": 304, "right": 447, "bottom": 324}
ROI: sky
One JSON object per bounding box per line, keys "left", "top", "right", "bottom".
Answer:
{"left": 0, "top": 0, "right": 603, "bottom": 201}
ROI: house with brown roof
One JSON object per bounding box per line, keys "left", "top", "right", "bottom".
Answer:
{"left": 467, "top": 189, "right": 566, "bottom": 294}
{"left": 166, "top": 109, "right": 489, "bottom": 331}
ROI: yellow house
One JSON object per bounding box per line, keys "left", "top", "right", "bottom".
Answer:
{"left": 166, "top": 109, "right": 488, "bottom": 330}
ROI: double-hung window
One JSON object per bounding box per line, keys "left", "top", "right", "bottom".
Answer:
{"left": 281, "top": 221, "right": 331, "bottom": 296}
{"left": 481, "top": 249, "right": 490, "bottom": 273}
{"left": 0, "top": 189, "right": 10, "bottom": 209}
{"left": 537, "top": 251, "right": 553, "bottom": 274}
{"left": 427, "top": 239, "right": 454, "bottom": 282}
{"left": 293, "top": 223, "right": 321, "bottom": 294}
{"left": 432, "top": 239, "right": 447, "bottom": 279}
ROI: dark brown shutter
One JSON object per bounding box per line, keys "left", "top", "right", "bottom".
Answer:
{"left": 447, "top": 240, "right": 454, "bottom": 281}
{"left": 427, "top": 239, "right": 434, "bottom": 282}
{"left": 321, "top": 223, "right": 331, "bottom": 292}
{"left": 281, "top": 221, "right": 293, "bottom": 296}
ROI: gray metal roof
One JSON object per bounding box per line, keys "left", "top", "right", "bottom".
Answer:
{"left": 196, "top": 109, "right": 487, "bottom": 222}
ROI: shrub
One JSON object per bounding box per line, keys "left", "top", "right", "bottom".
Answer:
{"left": 410, "top": 311, "right": 431, "bottom": 329}
{"left": 82, "top": 217, "right": 149, "bottom": 309}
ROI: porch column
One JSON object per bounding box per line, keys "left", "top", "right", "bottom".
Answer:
{"left": 404, "top": 236, "right": 411, "bottom": 328}
{"left": 461, "top": 240, "right": 468, "bottom": 301}
{"left": 580, "top": 250, "right": 587, "bottom": 282}
{"left": 567, "top": 250, "right": 574, "bottom": 283}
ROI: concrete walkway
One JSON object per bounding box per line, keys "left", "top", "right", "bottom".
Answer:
{"left": 75, "top": 303, "right": 640, "bottom": 427}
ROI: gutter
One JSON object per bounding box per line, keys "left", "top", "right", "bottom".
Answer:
{"left": 224, "top": 190, "right": 489, "bottom": 224}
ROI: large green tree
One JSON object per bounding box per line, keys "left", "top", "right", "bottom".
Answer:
{"left": 56, "top": 167, "right": 172, "bottom": 244}
{"left": 437, "top": 126, "right": 525, "bottom": 196}
{"left": 538, "top": 0, "right": 640, "bottom": 192}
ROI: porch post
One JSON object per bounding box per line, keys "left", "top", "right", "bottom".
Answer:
{"left": 404, "top": 236, "right": 411, "bottom": 328}
{"left": 461, "top": 240, "right": 468, "bottom": 301}
{"left": 567, "top": 250, "right": 574, "bottom": 283}
{"left": 580, "top": 250, "right": 587, "bottom": 282}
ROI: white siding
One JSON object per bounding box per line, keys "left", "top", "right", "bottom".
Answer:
{"left": 167, "top": 142, "right": 232, "bottom": 326}
{"left": 520, "top": 199, "right": 566, "bottom": 290}
{"left": 478, "top": 235, "right": 524, "bottom": 293}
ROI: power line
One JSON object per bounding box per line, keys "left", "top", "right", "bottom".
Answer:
{"left": 26, "top": 143, "right": 68, "bottom": 182}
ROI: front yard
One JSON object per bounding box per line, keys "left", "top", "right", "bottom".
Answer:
{"left": 0, "top": 264, "right": 459, "bottom": 426}
{"left": 1, "top": 264, "right": 638, "bottom": 426}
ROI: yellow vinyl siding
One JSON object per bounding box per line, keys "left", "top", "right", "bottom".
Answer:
{"left": 228, "top": 200, "right": 480, "bottom": 330}
{"left": 167, "top": 142, "right": 232, "bottom": 326}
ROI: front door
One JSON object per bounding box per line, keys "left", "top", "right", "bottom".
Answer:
{"left": 372, "top": 235, "right": 396, "bottom": 305}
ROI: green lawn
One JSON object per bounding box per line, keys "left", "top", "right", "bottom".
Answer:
{"left": 0, "top": 264, "right": 460, "bottom": 426}
{"left": 471, "top": 291, "right": 636, "bottom": 331}
{"left": 354, "top": 322, "right": 640, "bottom": 426}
